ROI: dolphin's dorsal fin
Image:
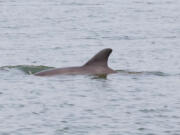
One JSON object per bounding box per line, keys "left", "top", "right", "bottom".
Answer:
{"left": 83, "top": 48, "right": 112, "bottom": 67}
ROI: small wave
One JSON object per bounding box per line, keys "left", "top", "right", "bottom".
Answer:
{"left": 116, "top": 70, "right": 170, "bottom": 77}
{"left": 0, "top": 66, "right": 175, "bottom": 77}
{"left": 0, "top": 65, "right": 54, "bottom": 75}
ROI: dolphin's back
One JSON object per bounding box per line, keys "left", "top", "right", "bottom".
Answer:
{"left": 34, "top": 66, "right": 83, "bottom": 76}
{"left": 34, "top": 48, "right": 116, "bottom": 76}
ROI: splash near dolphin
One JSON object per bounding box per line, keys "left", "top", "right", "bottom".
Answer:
{"left": 34, "top": 48, "right": 116, "bottom": 76}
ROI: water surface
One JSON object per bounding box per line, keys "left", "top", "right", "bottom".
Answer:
{"left": 0, "top": 0, "right": 180, "bottom": 135}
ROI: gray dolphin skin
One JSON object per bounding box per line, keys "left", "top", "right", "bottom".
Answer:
{"left": 34, "top": 48, "right": 116, "bottom": 76}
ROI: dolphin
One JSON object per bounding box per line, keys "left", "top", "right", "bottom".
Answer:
{"left": 34, "top": 48, "right": 116, "bottom": 76}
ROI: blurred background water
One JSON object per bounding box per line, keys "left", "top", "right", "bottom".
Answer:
{"left": 0, "top": 0, "right": 180, "bottom": 135}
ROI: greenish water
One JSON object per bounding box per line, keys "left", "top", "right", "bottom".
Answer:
{"left": 0, "top": 65, "right": 54, "bottom": 75}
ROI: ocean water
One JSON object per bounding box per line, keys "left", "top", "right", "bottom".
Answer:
{"left": 0, "top": 0, "right": 180, "bottom": 135}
